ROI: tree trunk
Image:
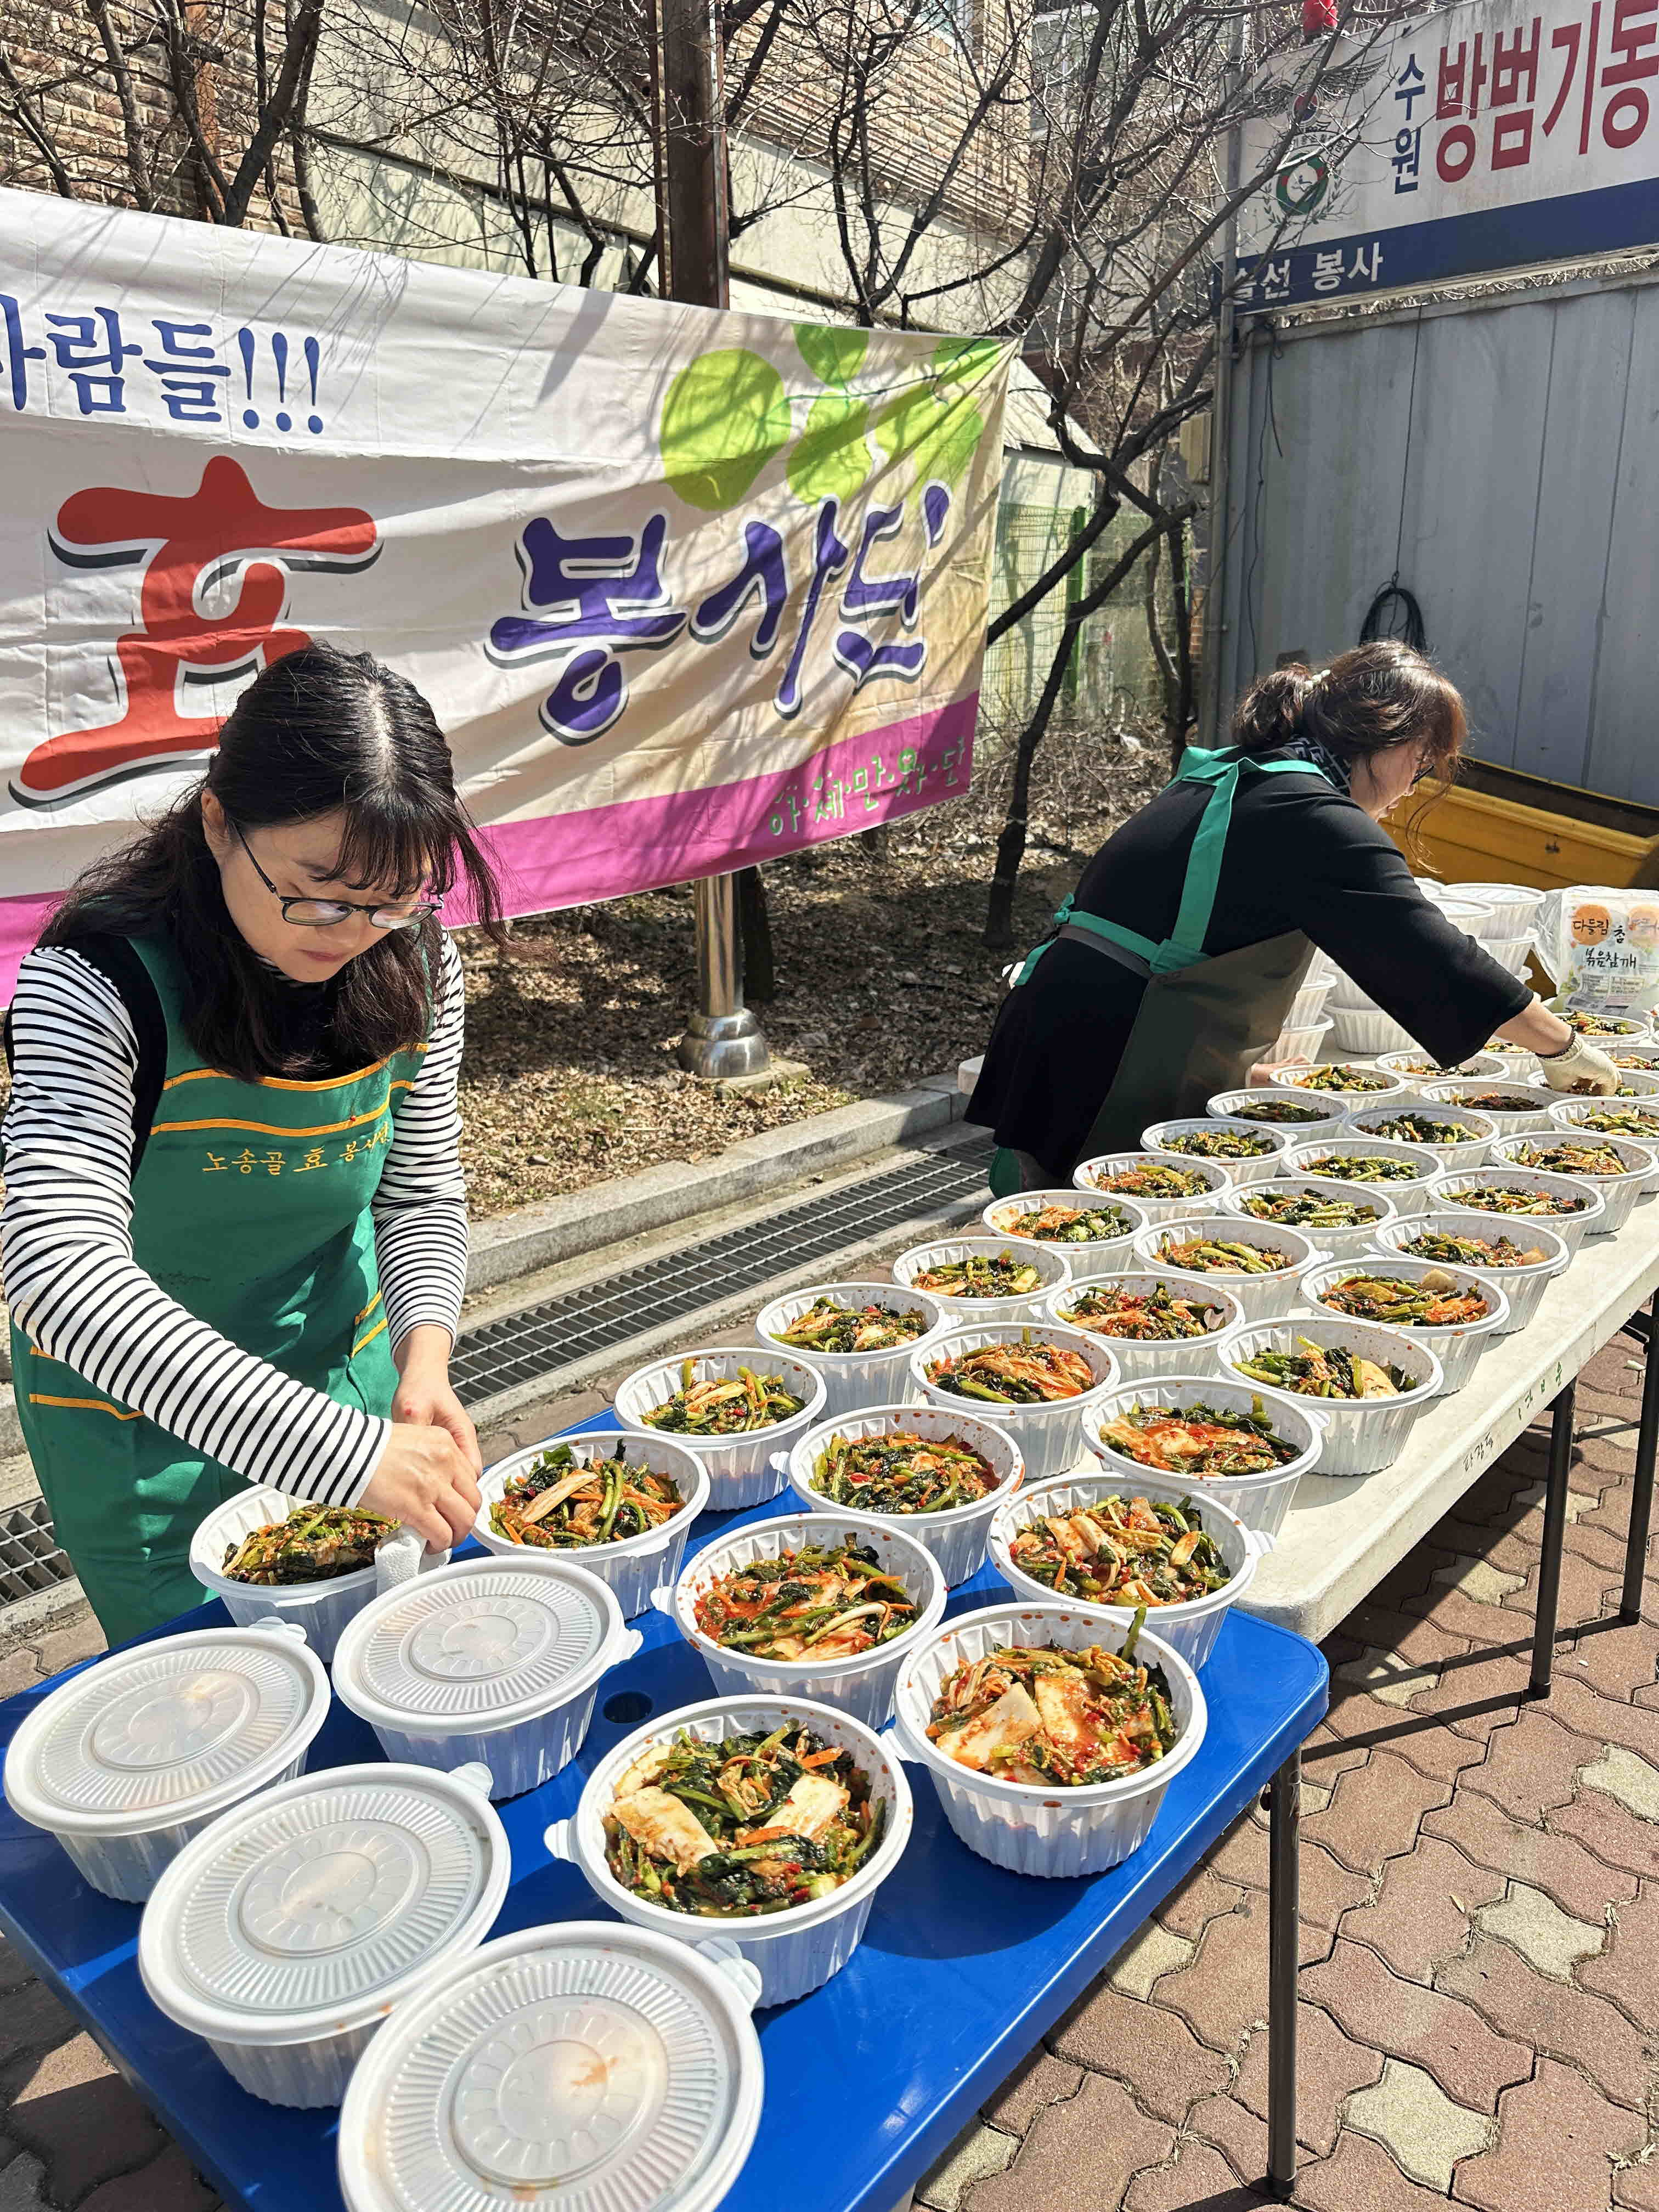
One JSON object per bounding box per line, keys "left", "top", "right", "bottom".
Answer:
{"left": 859, "top": 823, "right": 890, "bottom": 863}
{"left": 735, "top": 865, "right": 775, "bottom": 1001}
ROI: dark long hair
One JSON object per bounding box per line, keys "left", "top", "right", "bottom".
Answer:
{"left": 1231, "top": 641, "right": 1468, "bottom": 779}
{"left": 45, "top": 644, "right": 503, "bottom": 1080}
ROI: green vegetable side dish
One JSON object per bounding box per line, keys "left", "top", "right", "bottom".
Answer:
{"left": 1300, "top": 1152, "right": 1423, "bottom": 1183}
{"left": 641, "top": 1360, "right": 808, "bottom": 1435}
{"left": 603, "top": 1724, "right": 884, "bottom": 1916}
{"left": 924, "top": 1337, "right": 1098, "bottom": 1403}
{"left": 1289, "top": 1064, "right": 1394, "bottom": 1092}
{"left": 1441, "top": 1182, "right": 1587, "bottom": 1216}
{"left": 1358, "top": 1113, "right": 1474, "bottom": 1146}
{"left": 1097, "top": 1396, "right": 1300, "bottom": 1477}
{"left": 1154, "top": 1232, "right": 1294, "bottom": 1277}
{"left": 1085, "top": 1161, "right": 1213, "bottom": 1199}
{"left": 222, "top": 1505, "right": 396, "bottom": 1585}
{"left": 1236, "top": 1187, "right": 1381, "bottom": 1228}
{"left": 911, "top": 1249, "right": 1044, "bottom": 1299}
{"left": 1009, "top": 1494, "right": 1229, "bottom": 1606}
{"left": 692, "top": 1540, "right": 919, "bottom": 1658}
{"left": 1509, "top": 1140, "right": 1633, "bottom": 1178}
{"left": 1458, "top": 1092, "right": 1544, "bottom": 1115}
{"left": 1577, "top": 1108, "right": 1659, "bottom": 1139}
{"left": 1160, "top": 1126, "right": 1274, "bottom": 1159}
{"left": 1231, "top": 1336, "right": 1415, "bottom": 1399}
{"left": 810, "top": 1427, "right": 1002, "bottom": 1514}
{"left": 489, "top": 1443, "right": 685, "bottom": 1550}
{"left": 772, "top": 1297, "right": 931, "bottom": 1355}
{"left": 1227, "top": 1097, "right": 1330, "bottom": 1124}
{"left": 1403, "top": 1229, "right": 1549, "bottom": 1267}
{"left": 1396, "top": 1059, "right": 1489, "bottom": 1078}
{"left": 1314, "top": 1272, "right": 1489, "bottom": 1328}
{"left": 993, "top": 1201, "right": 1134, "bottom": 1244}
{"left": 1559, "top": 1009, "right": 1644, "bottom": 1036}
{"left": 926, "top": 1630, "right": 1178, "bottom": 1785}
{"left": 1060, "top": 1283, "right": 1224, "bottom": 1341}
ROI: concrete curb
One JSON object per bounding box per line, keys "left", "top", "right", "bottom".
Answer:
{"left": 465, "top": 1073, "right": 969, "bottom": 1293}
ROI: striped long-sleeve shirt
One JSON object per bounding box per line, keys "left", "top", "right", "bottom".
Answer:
{"left": 1, "top": 932, "right": 469, "bottom": 1507}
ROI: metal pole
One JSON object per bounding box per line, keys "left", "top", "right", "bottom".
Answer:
{"left": 1530, "top": 1382, "right": 1576, "bottom": 1696}
{"left": 1622, "top": 1301, "right": 1659, "bottom": 1621}
{"left": 1198, "top": 8, "right": 1248, "bottom": 746}
{"left": 1266, "top": 1748, "right": 1301, "bottom": 2200}
{"left": 651, "top": 0, "right": 771, "bottom": 1080}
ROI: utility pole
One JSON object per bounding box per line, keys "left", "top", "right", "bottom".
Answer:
{"left": 653, "top": 0, "right": 772, "bottom": 1081}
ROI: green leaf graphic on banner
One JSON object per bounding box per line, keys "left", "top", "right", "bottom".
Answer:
{"left": 787, "top": 388, "right": 874, "bottom": 505}
{"left": 871, "top": 333, "right": 1004, "bottom": 490}
{"left": 793, "top": 325, "right": 869, "bottom": 388}
{"left": 661, "top": 347, "right": 794, "bottom": 511}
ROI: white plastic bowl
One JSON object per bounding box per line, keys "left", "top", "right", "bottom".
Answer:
{"left": 1280, "top": 1136, "right": 1444, "bottom": 1218}
{"left": 1448, "top": 882, "right": 1545, "bottom": 935}
{"left": 1217, "top": 1315, "right": 1442, "bottom": 1476}
{"left": 472, "top": 1431, "right": 709, "bottom": 1618}
{"left": 330, "top": 1555, "right": 636, "bottom": 1798}
{"left": 1220, "top": 1175, "right": 1401, "bottom": 1260}
{"left": 1421, "top": 1076, "right": 1555, "bottom": 1138}
{"left": 2, "top": 1620, "right": 330, "bottom": 1903}
{"left": 1530, "top": 1066, "right": 1659, "bottom": 1103}
{"left": 979, "top": 1189, "right": 1148, "bottom": 1283}
{"left": 1481, "top": 933, "right": 1537, "bottom": 977}
{"left": 1299, "top": 1256, "right": 1509, "bottom": 1395}
{"left": 1072, "top": 1150, "right": 1232, "bottom": 1223}
{"left": 786, "top": 1403, "right": 1024, "bottom": 1586}
{"left": 1080, "top": 1375, "right": 1327, "bottom": 1538}
{"left": 1042, "top": 1275, "right": 1243, "bottom": 1383}
{"left": 546, "top": 1693, "right": 912, "bottom": 2005}
{"left": 1268, "top": 1013, "right": 1334, "bottom": 1063}
{"left": 1548, "top": 1098, "right": 1659, "bottom": 1190}
{"left": 137, "top": 1758, "right": 509, "bottom": 2107}
{"left": 909, "top": 1321, "right": 1120, "bottom": 1482}
{"left": 1375, "top": 1049, "right": 1505, "bottom": 1082}
{"left": 1282, "top": 1063, "right": 1412, "bottom": 1107}
{"left": 1327, "top": 1005, "right": 1423, "bottom": 1059}
{"left": 1610, "top": 1047, "right": 1659, "bottom": 1076}
{"left": 1342, "top": 1104, "right": 1497, "bottom": 1173}
{"left": 891, "top": 1604, "right": 1205, "bottom": 1877}
{"left": 1426, "top": 1165, "right": 1606, "bottom": 1255}
{"left": 188, "top": 1488, "right": 440, "bottom": 1663}
{"left": 989, "top": 1469, "right": 1264, "bottom": 1670}
{"left": 1131, "top": 1214, "right": 1323, "bottom": 1321}
{"left": 892, "top": 1234, "right": 1072, "bottom": 1321}
{"left": 1204, "top": 1086, "right": 1348, "bottom": 1138}
{"left": 613, "top": 1347, "right": 828, "bottom": 1510}
{"left": 1285, "top": 978, "right": 1334, "bottom": 1029}
{"left": 654, "top": 1509, "right": 947, "bottom": 1727}
{"left": 1139, "top": 1117, "right": 1293, "bottom": 1188}
{"left": 752, "top": 1282, "right": 947, "bottom": 1418}
{"left": 1544, "top": 1002, "right": 1654, "bottom": 1044}
{"left": 1370, "top": 1210, "right": 1571, "bottom": 1334}
{"left": 1488, "top": 1131, "right": 1655, "bottom": 1235}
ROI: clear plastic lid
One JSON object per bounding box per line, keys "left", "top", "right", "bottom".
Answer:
{"left": 337, "top": 1923, "right": 764, "bottom": 2212}
{"left": 3, "top": 1622, "right": 329, "bottom": 1837}
{"left": 331, "top": 1559, "right": 623, "bottom": 1733}
{"left": 138, "top": 1761, "right": 510, "bottom": 2042}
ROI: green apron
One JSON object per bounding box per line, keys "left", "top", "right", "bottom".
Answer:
{"left": 990, "top": 746, "right": 1332, "bottom": 1196}
{"left": 13, "top": 934, "right": 427, "bottom": 1644}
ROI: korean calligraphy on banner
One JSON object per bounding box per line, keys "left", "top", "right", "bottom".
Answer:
{"left": 1237, "top": 0, "right": 1659, "bottom": 309}
{"left": 0, "top": 190, "right": 1012, "bottom": 997}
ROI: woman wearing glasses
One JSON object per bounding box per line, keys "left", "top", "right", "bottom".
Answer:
{"left": 969, "top": 640, "right": 1617, "bottom": 1194}
{"left": 1, "top": 645, "right": 500, "bottom": 1642}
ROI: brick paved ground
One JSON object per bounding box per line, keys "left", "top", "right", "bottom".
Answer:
{"left": 1, "top": 1338, "right": 1655, "bottom": 2210}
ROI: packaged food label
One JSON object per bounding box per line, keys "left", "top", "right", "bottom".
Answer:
{"left": 1538, "top": 888, "right": 1659, "bottom": 1022}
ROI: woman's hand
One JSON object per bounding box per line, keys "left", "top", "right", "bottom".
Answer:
{"left": 390, "top": 1325, "right": 483, "bottom": 1476}
{"left": 1248, "top": 1056, "right": 1310, "bottom": 1086}
{"left": 1496, "top": 997, "right": 1620, "bottom": 1096}
{"left": 359, "top": 1425, "right": 482, "bottom": 1551}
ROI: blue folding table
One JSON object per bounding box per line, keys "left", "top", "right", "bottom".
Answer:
{"left": 0, "top": 1435, "right": 1327, "bottom": 2212}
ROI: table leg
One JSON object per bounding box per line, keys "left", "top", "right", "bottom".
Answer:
{"left": 1621, "top": 1303, "right": 1659, "bottom": 1623}
{"left": 1267, "top": 1748, "right": 1300, "bottom": 2202}
{"left": 1529, "top": 1383, "right": 1576, "bottom": 1697}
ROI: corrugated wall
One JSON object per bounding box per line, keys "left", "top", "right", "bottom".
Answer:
{"left": 1218, "top": 272, "right": 1659, "bottom": 808}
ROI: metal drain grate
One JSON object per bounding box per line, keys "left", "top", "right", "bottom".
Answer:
{"left": 0, "top": 1495, "right": 75, "bottom": 1604}
{"left": 452, "top": 1138, "right": 996, "bottom": 1408}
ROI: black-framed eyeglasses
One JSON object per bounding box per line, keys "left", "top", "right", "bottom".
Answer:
{"left": 232, "top": 819, "right": 438, "bottom": 931}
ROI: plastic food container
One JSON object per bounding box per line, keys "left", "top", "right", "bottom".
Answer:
{"left": 1217, "top": 1315, "right": 1442, "bottom": 1476}
{"left": 1080, "top": 1376, "right": 1327, "bottom": 1538}
{"left": 1299, "top": 1256, "right": 1509, "bottom": 1396}
{"left": 909, "top": 1321, "right": 1120, "bottom": 1483}
{"left": 1279, "top": 1136, "right": 1444, "bottom": 1218}
{"left": 1481, "top": 933, "right": 1537, "bottom": 977}
{"left": 1448, "top": 882, "right": 1545, "bottom": 936}
{"left": 654, "top": 1510, "right": 946, "bottom": 1727}
{"left": 473, "top": 1432, "right": 710, "bottom": 1619}
{"left": 891, "top": 1234, "right": 1072, "bottom": 1321}
{"left": 613, "top": 1347, "right": 828, "bottom": 1511}
{"left": 1425, "top": 1165, "right": 1606, "bottom": 1255}
{"left": 1042, "top": 1274, "right": 1243, "bottom": 1383}
{"left": 1204, "top": 1086, "right": 1348, "bottom": 1138}
{"left": 188, "top": 1489, "right": 444, "bottom": 1663}
{"left": 989, "top": 1469, "right": 1265, "bottom": 1670}
{"left": 546, "top": 1694, "right": 912, "bottom": 2005}
{"left": 1488, "top": 1131, "right": 1655, "bottom": 1235}
{"left": 3, "top": 1620, "right": 330, "bottom": 1903}
{"left": 1421, "top": 1077, "right": 1555, "bottom": 1138}
{"left": 752, "top": 1281, "right": 947, "bottom": 1419}
{"left": 1375, "top": 1049, "right": 1505, "bottom": 1083}
{"left": 891, "top": 1603, "right": 1206, "bottom": 1877}
{"left": 1326, "top": 1005, "right": 1421, "bottom": 1059}
{"left": 1544, "top": 1002, "right": 1654, "bottom": 1043}
{"left": 331, "top": 1556, "right": 636, "bottom": 1798}
{"left": 1285, "top": 978, "right": 1334, "bottom": 1030}
{"left": 335, "top": 1921, "right": 764, "bottom": 2212}
{"left": 1370, "top": 1210, "right": 1571, "bottom": 1334}
{"left": 1282, "top": 1063, "right": 1412, "bottom": 1107}
{"left": 1130, "top": 1213, "right": 1323, "bottom": 1322}
{"left": 1218, "top": 1175, "right": 1401, "bottom": 1261}
{"left": 978, "top": 1189, "right": 1148, "bottom": 1283}
{"left": 1138, "top": 1117, "right": 1294, "bottom": 1188}
{"left": 1072, "top": 1150, "right": 1232, "bottom": 1223}
{"left": 1548, "top": 1098, "right": 1659, "bottom": 1189}
{"left": 1343, "top": 1105, "right": 1497, "bottom": 1173}
{"left": 1531, "top": 1066, "right": 1659, "bottom": 1103}
{"left": 786, "top": 1403, "right": 1024, "bottom": 1587}
{"left": 138, "top": 1758, "right": 510, "bottom": 2107}
{"left": 1268, "top": 1013, "right": 1334, "bottom": 1063}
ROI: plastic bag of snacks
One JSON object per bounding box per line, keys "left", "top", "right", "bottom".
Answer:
{"left": 1537, "top": 888, "right": 1659, "bottom": 1025}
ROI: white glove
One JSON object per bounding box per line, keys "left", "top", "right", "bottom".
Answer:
{"left": 1537, "top": 1032, "right": 1620, "bottom": 1095}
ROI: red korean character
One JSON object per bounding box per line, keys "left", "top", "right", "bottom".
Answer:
{"left": 1601, "top": 0, "right": 1657, "bottom": 145}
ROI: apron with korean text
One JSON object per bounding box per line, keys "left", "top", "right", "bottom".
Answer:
{"left": 12, "top": 934, "right": 427, "bottom": 1645}
{"left": 989, "top": 747, "right": 1330, "bottom": 1195}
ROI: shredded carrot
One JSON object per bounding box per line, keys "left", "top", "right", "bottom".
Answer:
{"left": 799, "top": 1747, "right": 842, "bottom": 1770}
